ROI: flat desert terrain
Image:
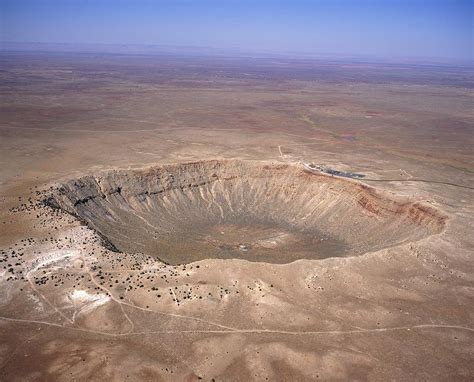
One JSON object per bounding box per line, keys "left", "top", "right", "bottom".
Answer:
{"left": 0, "top": 51, "right": 473, "bottom": 381}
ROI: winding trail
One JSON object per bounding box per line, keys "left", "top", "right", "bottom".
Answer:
{"left": 26, "top": 264, "right": 74, "bottom": 325}
{"left": 361, "top": 178, "right": 474, "bottom": 190}
{"left": 81, "top": 256, "right": 239, "bottom": 333}
{"left": 0, "top": 316, "right": 472, "bottom": 338}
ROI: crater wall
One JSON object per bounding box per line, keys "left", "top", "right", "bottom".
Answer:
{"left": 47, "top": 160, "right": 446, "bottom": 264}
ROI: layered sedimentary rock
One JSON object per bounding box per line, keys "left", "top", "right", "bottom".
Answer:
{"left": 46, "top": 160, "right": 446, "bottom": 264}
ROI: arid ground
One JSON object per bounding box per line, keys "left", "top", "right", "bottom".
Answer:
{"left": 0, "top": 50, "right": 473, "bottom": 381}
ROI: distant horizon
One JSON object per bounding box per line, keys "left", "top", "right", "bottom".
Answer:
{"left": 1, "top": 0, "right": 472, "bottom": 63}
{"left": 2, "top": 41, "right": 473, "bottom": 66}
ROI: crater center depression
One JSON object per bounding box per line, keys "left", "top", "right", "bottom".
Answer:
{"left": 46, "top": 160, "right": 445, "bottom": 264}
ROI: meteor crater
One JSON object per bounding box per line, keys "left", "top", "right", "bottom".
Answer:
{"left": 46, "top": 160, "right": 445, "bottom": 264}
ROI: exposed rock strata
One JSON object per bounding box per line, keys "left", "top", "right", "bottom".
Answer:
{"left": 47, "top": 160, "right": 446, "bottom": 264}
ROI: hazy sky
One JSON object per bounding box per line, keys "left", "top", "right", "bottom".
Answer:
{"left": 1, "top": 0, "right": 473, "bottom": 61}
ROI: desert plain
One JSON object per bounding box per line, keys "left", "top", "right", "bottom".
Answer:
{"left": 0, "top": 49, "right": 473, "bottom": 381}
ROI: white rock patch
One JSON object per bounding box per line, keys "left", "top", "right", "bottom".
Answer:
{"left": 68, "top": 289, "right": 110, "bottom": 316}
